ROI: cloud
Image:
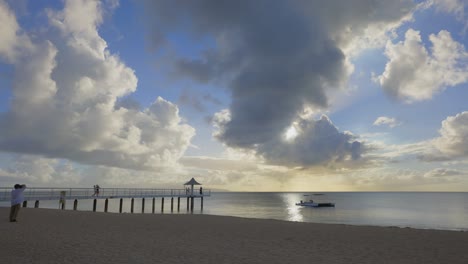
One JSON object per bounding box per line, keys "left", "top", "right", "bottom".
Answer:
{"left": 339, "top": 167, "right": 464, "bottom": 190}
{"left": 421, "top": 111, "right": 468, "bottom": 161}
{"left": 366, "top": 111, "right": 468, "bottom": 164}
{"left": 141, "top": 1, "right": 416, "bottom": 166}
{"left": 0, "top": 0, "right": 195, "bottom": 170}
{"left": 423, "top": 168, "right": 462, "bottom": 178}
{"left": 213, "top": 113, "right": 364, "bottom": 167}
{"left": 432, "top": 0, "right": 465, "bottom": 15}
{"left": 178, "top": 89, "right": 222, "bottom": 113}
{"left": 179, "top": 156, "right": 258, "bottom": 171}
{"left": 0, "top": 154, "right": 83, "bottom": 185}
{"left": 373, "top": 116, "right": 401, "bottom": 128}
{"left": 430, "top": 0, "right": 467, "bottom": 29}
{"left": 378, "top": 29, "right": 468, "bottom": 103}
{"left": 0, "top": 1, "right": 18, "bottom": 60}
{"left": 0, "top": 0, "right": 32, "bottom": 62}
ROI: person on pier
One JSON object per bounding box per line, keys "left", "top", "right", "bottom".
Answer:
{"left": 92, "top": 185, "right": 101, "bottom": 196}
{"left": 10, "top": 184, "right": 26, "bottom": 222}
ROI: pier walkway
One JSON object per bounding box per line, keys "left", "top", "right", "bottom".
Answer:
{"left": 0, "top": 187, "right": 210, "bottom": 201}
{"left": 0, "top": 187, "right": 211, "bottom": 212}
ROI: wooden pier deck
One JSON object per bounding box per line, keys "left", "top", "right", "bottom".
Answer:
{"left": 0, "top": 187, "right": 211, "bottom": 212}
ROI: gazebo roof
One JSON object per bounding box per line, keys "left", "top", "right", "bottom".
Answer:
{"left": 184, "top": 177, "right": 202, "bottom": 186}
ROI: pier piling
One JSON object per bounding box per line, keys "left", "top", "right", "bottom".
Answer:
{"left": 104, "top": 198, "right": 109, "bottom": 213}
{"left": 35, "top": 200, "right": 39, "bottom": 208}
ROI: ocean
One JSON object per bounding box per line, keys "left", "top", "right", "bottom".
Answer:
{"left": 204, "top": 192, "right": 468, "bottom": 231}
{"left": 2, "top": 192, "right": 467, "bottom": 231}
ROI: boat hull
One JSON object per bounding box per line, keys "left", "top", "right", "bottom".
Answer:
{"left": 296, "top": 202, "right": 335, "bottom": 207}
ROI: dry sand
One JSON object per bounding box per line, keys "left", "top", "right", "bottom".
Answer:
{"left": 1, "top": 207, "right": 468, "bottom": 264}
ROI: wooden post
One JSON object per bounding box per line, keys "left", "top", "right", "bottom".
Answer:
{"left": 61, "top": 201, "right": 65, "bottom": 210}
{"left": 119, "top": 198, "right": 123, "bottom": 213}
{"left": 34, "top": 200, "right": 39, "bottom": 208}
{"left": 22, "top": 201, "right": 27, "bottom": 208}
{"left": 171, "top": 197, "right": 174, "bottom": 212}
{"left": 73, "top": 199, "right": 78, "bottom": 210}
{"left": 201, "top": 197, "right": 204, "bottom": 210}
{"left": 161, "top": 198, "right": 164, "bottom": 212}
{"left": 177, "top": 197, "right": 180, "bottom": 211}
{"left": 104, "top": 199, "right": 109, "bottom": 213}
{"left": 93, "top": 199, "right": 97, "bottom": 212}
{"left": 191, "top": 197, "right": 194, "bottom": 211}
{"left": 131, "top": 198, "right": 134, "bottom": 213}
{"left": 142, "top": 198, "right": 145, "bottom": 213}
{"left": 152, "top": 198, "right": 155, "bottom": 214}
{"left": 186, "top": 197, "right": 189, "bottom": 211}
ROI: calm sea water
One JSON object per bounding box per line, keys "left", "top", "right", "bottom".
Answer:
{"left": 2, "top": 192, "right": 467, "bottom": 231}
{"left": 204, "top": 192, "right": 468, "bottom": 231}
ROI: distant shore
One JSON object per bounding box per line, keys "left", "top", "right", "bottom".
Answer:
{"left": 2, "top": 207, "right": 467, "bottom": 264}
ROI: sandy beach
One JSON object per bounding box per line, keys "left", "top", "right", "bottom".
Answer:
{"left": 1, "top": 207, "right": 467, "bottom": 264}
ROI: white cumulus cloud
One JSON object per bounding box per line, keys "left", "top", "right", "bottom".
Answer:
{"left": 378, "top": 29, "right": 468, "bottom": 103}
{"left": 421, "top": 111, "right": 468, "bottom": 161}
{"left": 0, "top": 0, "right": 195, "bottom": 171}
{"left": 373, "top": 116, "right": 401, "bottom": 128}
{"left": 0, "top": 0, "right": 32, "bottom": 62}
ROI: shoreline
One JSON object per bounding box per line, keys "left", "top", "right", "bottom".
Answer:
{"left": 2, "top": 207, "right": 468, "bottom": 264}
{"left": 1, "top": 204, "right": 466, "bottom": 232}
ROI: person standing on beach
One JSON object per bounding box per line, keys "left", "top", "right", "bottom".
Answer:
{"left": 10, "top": 184, "right": 26, "bottom": 222}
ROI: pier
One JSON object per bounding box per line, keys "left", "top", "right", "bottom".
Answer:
{"left": 0, "top": 184, "right": 210, "bottom": 213}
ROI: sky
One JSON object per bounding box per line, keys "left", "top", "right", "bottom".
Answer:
{"left": 0, "top": 0, "right": 467, "bottom": 191}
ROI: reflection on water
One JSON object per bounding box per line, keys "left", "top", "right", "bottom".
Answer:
{"left": 281, "top": 193, "right": 303, "bottom": 222}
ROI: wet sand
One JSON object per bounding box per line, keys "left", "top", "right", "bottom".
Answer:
{"left": 1, "top": 207, "right": 467, "bottom": 264}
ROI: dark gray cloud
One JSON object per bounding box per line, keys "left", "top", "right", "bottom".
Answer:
{"left": 142, "top": 0, "right": 415, "bottom": 166}
{"left": 257, "top": 115, "right": 363, "bottom": 166}
{"left": 178, "top": 89, "right": 223, "bottom": 112}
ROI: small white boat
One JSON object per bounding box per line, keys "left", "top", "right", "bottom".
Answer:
{"left": 296, "top": 200, "right": 335, "bottom": 208}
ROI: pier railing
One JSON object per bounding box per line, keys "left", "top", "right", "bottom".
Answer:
{"left": 0, "top": 187, "right": 211, "bottom": 202}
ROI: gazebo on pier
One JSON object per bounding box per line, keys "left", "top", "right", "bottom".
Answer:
{"left": 184, "top": 177, "right": 202, "bottom": 196}
{"left": 184, "top": 177, "right": 203, "bottom": 210}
